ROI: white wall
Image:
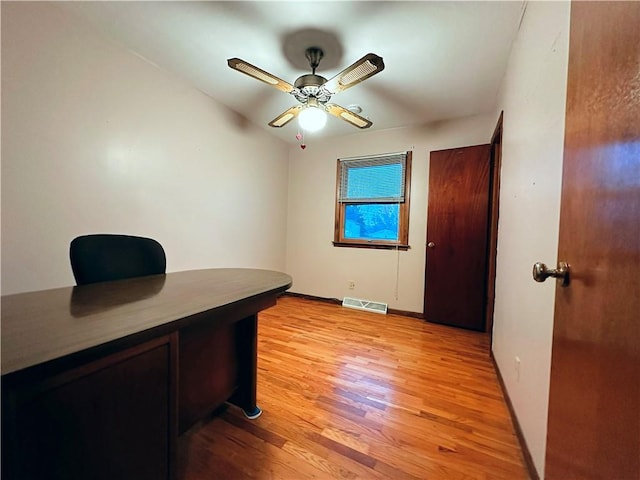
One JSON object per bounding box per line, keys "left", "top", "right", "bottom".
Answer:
{"left": 1, "top": 2, "right": 289, "bottom": 295}
{"left": 492, "top": 1, "right": 570, "bottom": 477}
{"left": 285, "top": 115, "right": 495, "bottom": 313}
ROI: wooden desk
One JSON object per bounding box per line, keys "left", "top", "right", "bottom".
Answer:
{"left": 1, "top": 268, "right": 292, "bottom": 480}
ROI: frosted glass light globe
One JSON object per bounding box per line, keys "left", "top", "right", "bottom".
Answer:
{"left": 298, "top": 106, "right": 327, "bottom": 132}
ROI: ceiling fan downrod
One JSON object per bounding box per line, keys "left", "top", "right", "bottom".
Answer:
{"left": 305, "top": 47, "right": 324, "bottom": 74}
{"left": 293, "top": 47, "right": 330, "bottom": 102}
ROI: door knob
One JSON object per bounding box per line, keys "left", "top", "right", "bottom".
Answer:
{"left": 427, "top": 242, "right": 436, "bottom": 248}
{"left": 532, "top": 262, "right": 570, "bottom": 286}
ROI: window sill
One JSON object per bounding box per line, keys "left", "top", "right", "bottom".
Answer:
{"left": 332, "top": 241, "right": 410, "bottom": 251}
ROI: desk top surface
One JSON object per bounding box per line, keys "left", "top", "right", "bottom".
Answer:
{"left": 1, "top": 268, "right": 292, "bottom": 376}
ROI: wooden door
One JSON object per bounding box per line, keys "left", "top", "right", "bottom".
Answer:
{"left": 424, "top": 144, "right": 491, "bottom": 331}
{"left": 545, "top": 2, "right": 640, "bottom": 479}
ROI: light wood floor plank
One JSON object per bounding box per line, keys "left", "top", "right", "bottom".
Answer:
{"left": 178, "top": 296, "right": 528, "bottom": 479}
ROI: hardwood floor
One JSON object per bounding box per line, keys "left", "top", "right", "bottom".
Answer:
{"left": 178, "top": 296, "right": 528, "bottom": 479}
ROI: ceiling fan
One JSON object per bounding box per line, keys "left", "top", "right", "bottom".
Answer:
{"left": 227, "top": 47, "right": 384, "bottom": 130}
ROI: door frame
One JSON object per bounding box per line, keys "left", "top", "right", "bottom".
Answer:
{"left": 421, "top": 115, "right": 502, "bottom": 333}
{"left": 485, "top": 112, "right": 504, "bottom": 335}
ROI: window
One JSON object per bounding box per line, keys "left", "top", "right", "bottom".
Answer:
{"left": 334, "top": 151, "right": 412, "bottom": 249}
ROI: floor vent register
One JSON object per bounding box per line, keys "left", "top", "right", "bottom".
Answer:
{"left": 342, "top": 297, "right": 388, "bottom": 314}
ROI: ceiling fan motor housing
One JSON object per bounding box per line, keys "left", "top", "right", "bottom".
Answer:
{"left": 293, "top": 74, "right": 331, "bottom": 103}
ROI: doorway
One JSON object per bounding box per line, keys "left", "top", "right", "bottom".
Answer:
{"left": 423, "top": 119, "right": 504, "bottom": 334}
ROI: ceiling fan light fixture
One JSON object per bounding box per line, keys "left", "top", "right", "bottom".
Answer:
{"left": 298, "top": 106, "right": 327, "bottom": 132}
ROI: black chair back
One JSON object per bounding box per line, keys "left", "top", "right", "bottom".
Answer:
{"left": 70, "top": 234, "right": 166, "bottom": 285}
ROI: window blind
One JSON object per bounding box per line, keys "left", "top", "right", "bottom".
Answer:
{"left": 338, "top": 152, "right": 407, "bottom": 203}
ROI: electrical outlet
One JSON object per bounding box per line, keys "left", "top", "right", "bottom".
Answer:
{"left": 348, "top": 280, "right": 355, "bottom": 290}
{"left": 515, "top": 356, "right": 521, "bottom": 382}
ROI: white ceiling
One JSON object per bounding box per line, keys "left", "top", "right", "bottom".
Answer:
{"left": 58, "top": 1, "right": 525, "bottom": 144}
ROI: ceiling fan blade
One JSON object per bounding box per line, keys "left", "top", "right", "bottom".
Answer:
{"left": 268, "top": 105, "right": 303, "bottom": 128}
{"left": 323, "top": 53, "right": 385, "bottom": 94}
{"left": 325, "top": 103, "right": 373, "bottom": 129}
{"left": 227, "top": 58, "right": 295, "bottom": 93}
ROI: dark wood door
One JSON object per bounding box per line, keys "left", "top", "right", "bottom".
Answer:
{"left": 424, "top": 144, "right": 491, "bottom": 331}
{"left": 545, "top": 2, "right": 640, "bottom": 479}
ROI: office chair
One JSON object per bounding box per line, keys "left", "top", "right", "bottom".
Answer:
{"left": 70, "top": 234, "right": 166, "bottom": 285}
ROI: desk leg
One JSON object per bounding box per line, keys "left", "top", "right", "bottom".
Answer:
{"left": 230, "top": 314, "right": 262, "bottom": 419}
